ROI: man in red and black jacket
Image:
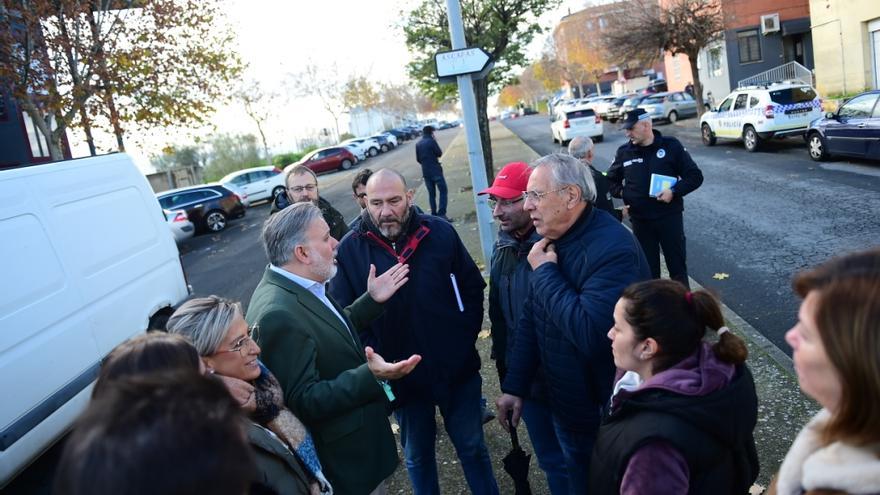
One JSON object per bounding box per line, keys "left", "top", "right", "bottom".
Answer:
{"left": 329, "top": 169, "right": 498, "bottom": 495}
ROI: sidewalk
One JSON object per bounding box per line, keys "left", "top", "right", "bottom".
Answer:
{"left": 387, "top": 122, "right": 817, "bottom": 493}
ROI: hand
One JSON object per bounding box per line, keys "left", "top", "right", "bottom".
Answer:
{"left": 367, "top": 263, "right": 410, "bottom": 303}
{"left": 495, "top": 393, "right": 523, "bottom": 432}
{"left": 527, "top": 238, "right": 557, "bottom": 270}
{"left": 366, "top": 346, "right": 421, "bottom": 380}
{"left": 216, "top": 374, "right": 256, "bottom": 413}
{"left": 621, "top": 205, "right": 630, "bottom": 220}
{"left": 657, "top": 189, "right": 674, "bottom": 203}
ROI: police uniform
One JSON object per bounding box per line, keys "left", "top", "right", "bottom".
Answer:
{"left": 607, "top": 111, "right": 703, "bottom": 286}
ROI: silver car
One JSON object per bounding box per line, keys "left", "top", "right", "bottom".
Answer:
{"left": 637, "top": 91, "right": 698, "bottom": 123}
{"left": 164, "top": 209, "right": 195, "bottom": 243}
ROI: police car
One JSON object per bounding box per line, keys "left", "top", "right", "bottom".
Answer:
{"left": 551, "top": 104, "right": 604, "bottom": 145}
{"left": 699, "top": 82, "right": 822, "bottom": 152}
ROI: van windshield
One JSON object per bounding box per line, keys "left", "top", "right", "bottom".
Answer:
{"left": 769, "top": 87, "right": 817, "bottom": 105}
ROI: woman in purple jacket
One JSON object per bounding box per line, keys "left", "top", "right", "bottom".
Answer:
{"left": 590, "top": 280, "right": 759, "bottom": 495}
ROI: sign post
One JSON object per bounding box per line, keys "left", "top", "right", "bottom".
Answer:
{"left": 438, "top": 0, "right": 496, "bottom": 268}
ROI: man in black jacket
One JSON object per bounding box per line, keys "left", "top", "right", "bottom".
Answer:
{"left": 568, "top": 136, "right": 622, "bottom": 221}
{"left": 271, "top": 165, "right": 349, "bottom": 240}
{"left": 330, "top": 169, "right": 498, "bottom": 495}
{"left": 607, "top": 109, "right": 703, "bottom": 287}
{"left": 479, "top": 162, "right": 568, "bottom": 494}
{"left": 415, "top": 125, "right": 450, "bottom": 221}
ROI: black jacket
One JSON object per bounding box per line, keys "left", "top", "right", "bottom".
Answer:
{"left": 329, "top": 208, "right": 486, "bottom": 405}
{"left": 415, "top": 135, "right": 443, "bottom": 177}
{"left": 272, "top": 193, "right": 349, "bottom": 241}
{"left": 501, "top": 206, "right": 651, "bottom": 431}
{"left": 606, "top": 130, "right": 703, "bottom": 221}
{"left": 590, "top": 365, "right": 760, "bottom": 494}
{"left": 589, "top": 164, "right": 622, "bottom": 222}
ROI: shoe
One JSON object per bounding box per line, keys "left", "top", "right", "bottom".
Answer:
{"left": 437, "top": 214, "right": 453, "bottom": 222}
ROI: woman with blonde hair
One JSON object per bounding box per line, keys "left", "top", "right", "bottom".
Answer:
{"left": 771, "top": 248, "right": 880, "bottom": 494}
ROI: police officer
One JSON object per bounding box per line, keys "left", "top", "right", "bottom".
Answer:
{"left": 607, "top": 108, "right": 703, "bottom": 287}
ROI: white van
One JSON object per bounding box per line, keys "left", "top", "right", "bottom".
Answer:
{"left": 0, "top": 153, "right": 190, "bottom": 486}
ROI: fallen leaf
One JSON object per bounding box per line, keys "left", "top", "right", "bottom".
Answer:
{"left": 390, "top": 423, "right": 399, "bottom": 434}
{"left": 713, "top": 272, "right": 730, "bottom": 280}
{"left": 478, "top": 329, "right": 491, "bottom": 339}
{"left": 748, "top": 483, "right": 765, "bottom": 495}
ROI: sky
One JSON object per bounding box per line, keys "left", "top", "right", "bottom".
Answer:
{"left": 71, "top": 0, "right": 589, "bottom": 173}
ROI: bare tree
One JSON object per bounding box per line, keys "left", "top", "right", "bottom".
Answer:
{"left": 235, "top": 80, "right": 277, "bottom": 166}
{"left": 604, "top": 0, "right": 723, "bottom": 116}
{"left": 287, "top": 63, "right": 346, "bottom": 142}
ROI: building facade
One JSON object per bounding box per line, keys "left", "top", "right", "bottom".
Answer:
{"left": 809, "top": 0, "right": 880, "bottom": 95}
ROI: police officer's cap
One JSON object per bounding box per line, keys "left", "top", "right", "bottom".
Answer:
{"left": 621, "top": 108, "right": 651, "bottom": 130}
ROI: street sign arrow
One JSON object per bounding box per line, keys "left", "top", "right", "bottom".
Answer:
{"left": 434, "top": 47, "right": 493, "bottom": 83}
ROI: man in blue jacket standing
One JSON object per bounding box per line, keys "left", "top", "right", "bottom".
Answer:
{"left": 330, "top": 169, "right": 498, "bottom": 495}
{"left": 496, "top": 153, "right": 650, "bottom": 495}
{"left": 415, "top": 125, "right": 450, "bottom": 221}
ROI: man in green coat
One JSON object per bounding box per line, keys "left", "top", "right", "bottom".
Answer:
{"left": 247, "top": 202, "right": 421, "bottom": 495}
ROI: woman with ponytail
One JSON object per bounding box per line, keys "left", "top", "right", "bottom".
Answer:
{"left": 589, "top": 279, "right": 759, "bottom": 495}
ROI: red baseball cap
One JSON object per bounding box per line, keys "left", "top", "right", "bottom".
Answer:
{"left": 478, "top": 162, "right": 532, "bottom": 200}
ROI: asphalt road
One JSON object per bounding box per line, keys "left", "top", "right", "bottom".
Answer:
{"left": 503, "top": 114, "right": 880, "bottom": 354}
{"left": 178, "top": 128, "right": 460, "bottom": 312}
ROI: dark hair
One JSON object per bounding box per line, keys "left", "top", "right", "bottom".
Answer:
{"left": 55, "top": 371, "right": 255, "bottom": 495}
{"left": 621, "top": 279, "right": 748, "bottom": 373}
{"left": 422, "top": 125, "right": 434, "bottom": 136}
{"left": 352, "top": 168, "right": 373, "bottom": 193}
{"left": 792, "top": 248, "right": 880, "bottom": 446}
{"left": 93, "top": 332, "right": 201, "bottom": 398}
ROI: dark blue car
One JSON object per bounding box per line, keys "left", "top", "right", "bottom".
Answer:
{"left": 807, "top": 90, "right": 880, "bottom": 162}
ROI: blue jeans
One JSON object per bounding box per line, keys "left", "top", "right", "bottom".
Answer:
{"left": 423, "top": 175, "right": 448, "bottom": 216}
{"left": 552, "top": 420, "right": 597, "bottom": 495}
{"left": 394, "top": 374, "right": 498, "bottom": 495}
{"left": 522, "top": 400, "right": 569, "bottom": 495}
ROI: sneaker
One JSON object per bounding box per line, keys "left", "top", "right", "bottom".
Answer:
{"left": 437, "top": 214, "right": 453, "bottom": 223}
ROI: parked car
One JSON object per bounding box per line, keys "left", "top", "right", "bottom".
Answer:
{"left": 156, "top": 184, "right": 245, "bottom": 233}
{"left": 551, "top": 105, "right": 603, "bottom": 145}
{"left": 638, "top": 91, "right": 698, "bottom": 123}
{"left": 591, "top": 96, "right": 619, "bottom": 120}
{"left": 618, "top": 94, "right": 650, "bottom": 121}
{"left": 386, "top": 128, "right": 410, "bottom": 142}
{"left": 381, "top": 132, "right": 398, "bottom": 147}
{"left": 806, "top": 89, "right": 880, "bottom": 162}
{"left": 219, "top": 182, "right": 250, "bottom": 207}
{"left": 341, "top": 143, "right": 367, "bottom": 162}
{"left": 295, "top": 146, "right": 358, "bottom": 173}
{"left": 219, "top": 166, "right": 285, "bottom": 204}
{"left": 344, "top": 138, "right": 380, "bottom": 157}
{"left": 606, "top": 94, "right": 635, "bottom": 122}
{"left": 639, "top": 78, "right": 668, "bottom": 94}
{"left": 371, "top": 134, "right": 393, "bottom": 152}
{"left": 0, "top": 154, "right": 189, "bottom": 487}
{"left": 700, "top": 82, "right": 823, "bottom": 152}
{"left": 165, "top": 209, "right": 195, "bottom": 243}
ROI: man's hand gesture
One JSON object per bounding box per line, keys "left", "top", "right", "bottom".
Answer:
{"left": 365, "top": 346, "right": 421, "bottom": 380}
{"left": 495, "top": 393, "right": 523, "bottom": 432}
{"left": 367, "top": 263, "right": 409, "bottom": 303}
{"left": 528, "top": 238, "right": 557, "bottom": 270}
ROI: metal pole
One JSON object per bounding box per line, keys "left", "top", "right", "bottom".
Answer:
{"left": 444, "top": 0, "right": 496, "bottom": 267}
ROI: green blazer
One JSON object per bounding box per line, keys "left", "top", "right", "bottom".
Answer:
{"left": 246, "top": 267, "right": 398, "bottom": 495}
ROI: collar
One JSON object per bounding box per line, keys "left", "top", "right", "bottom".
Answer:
{"left": 268, "top": 264, "right": 323, "bottom": 293}
{"left": 496, "top": 227, "right": 540, "bottom": 249}
{"left": 553, "top": 203, "right": 594, "bottom": 247}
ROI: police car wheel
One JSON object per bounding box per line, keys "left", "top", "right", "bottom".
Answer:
{"left": 743, "top": 126, "right": 761, "bottom": 152}
{"left": 701, "top": 124, "right": 716, "bottom": 146}
{"left": 808, "top": 133, "right": 829, "bottom": 162}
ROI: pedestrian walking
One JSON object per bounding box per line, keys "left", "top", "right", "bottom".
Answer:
{"left": 496, "top": 153, "right": 650, "bottom": 495}
{"left": 591, "top": 280, "right": 759, "bottom": 494}
{"left": 769, "top": 248, "right": 880, "bottom": 495}
{"left": 478, "top": 162, "right": 569, "bottom": 494}
{"left": 330, "top": 169, "right": 498, "bottom": 495}
{"left": 607, "top": 108, "right": 704, "bottom": 288}
{"left": 415, "top": 125, "right": 450, "bottom": 221}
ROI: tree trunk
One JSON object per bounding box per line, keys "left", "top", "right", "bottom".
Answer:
{"left": 595, "top": 81, "right": 602, "bottom": 96}
{"left": 688, "top": 55, "right": 707, "bottom": 118}
{"left": 22, "top": 99, "right": 64, "bottom": 161}
{"left": 78, "top": 106, "right": 97, "bottom": 156}
{"left": 472, "top": 77, "right": 495, "bottom": 183}
{"left": 255, "top": 121, "right": 271, "bottom": 166}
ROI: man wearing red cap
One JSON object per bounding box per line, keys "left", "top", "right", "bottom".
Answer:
{"left": 479, "top": 162, "right": 568, "bottom": 494}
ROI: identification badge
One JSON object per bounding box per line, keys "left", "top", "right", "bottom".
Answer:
{"left": 656, "top": 148, "right": 666, "bottom": 158}
{"left": 381, "top": 380, "right": 396, "bottom": 402}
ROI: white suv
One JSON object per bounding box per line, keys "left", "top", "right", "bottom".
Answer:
{"left": 220, "top": 166, "right": 286, "bottom": 205}
{"left": 551, "top": 105, "right": 604, "bottom": 145}
{"left": 699, "top": 82, "right": 822, "bottom": 152}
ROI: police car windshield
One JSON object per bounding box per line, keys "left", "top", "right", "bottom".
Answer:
{"left": 769, "top": 87, "right": 817, "bottom": 105}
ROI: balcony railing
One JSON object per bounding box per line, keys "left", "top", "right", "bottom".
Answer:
{"left": 737, "top": 61, "right": 814, "bottom": 88}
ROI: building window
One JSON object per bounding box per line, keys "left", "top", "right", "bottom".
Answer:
{"left": 598, "top": 17, "right": 607, "bottom": 29}
{"left": 708, "top": 47, "right": 723, "bottom": 77}
{"left": 737, "top": 30, "right": 761, "bottom": 64}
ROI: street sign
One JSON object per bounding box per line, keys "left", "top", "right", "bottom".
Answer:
{"left": 434, "top": 47, "right": 493, "bottom": 83}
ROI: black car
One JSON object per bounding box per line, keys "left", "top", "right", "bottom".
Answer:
{"left": 806, "top": 90, "right": 880, "bottom": 162}
{"left": 156, "top": 184, "right": 245, "bottom": 234}
{"left": 387, "top": 128, "right": 410, "bottom": 141}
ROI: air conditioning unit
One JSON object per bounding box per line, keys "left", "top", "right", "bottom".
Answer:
{"left": 761, "top": 13, "right": 780, "bottom": 35}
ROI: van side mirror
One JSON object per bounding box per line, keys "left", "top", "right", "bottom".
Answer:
{"left": 825, "top": 111, "right": 835, "bottom": 119}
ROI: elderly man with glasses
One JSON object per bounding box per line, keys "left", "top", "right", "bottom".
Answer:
{"left": 271, "top": 164, "right": 349, "bottom": 240}
{"left": 495, "top": 153, "right": 650, "bottom": 495}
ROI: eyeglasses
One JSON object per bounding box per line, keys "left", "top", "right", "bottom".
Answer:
{"left": 288, "top": 184, "right": 317, "bottom": 193}
{"left": 355, "top": 192, "right": 367, "bottom": 199}
{"left": 487, "top": 196, "right": 524, "bottom": 208}
{"left": 522, "top": 186, "right": 569, "bottom": 203}
{"left": 215, "top": 325, "right": 260, "bottom": 358}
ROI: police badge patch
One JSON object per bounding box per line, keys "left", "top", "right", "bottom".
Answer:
{"left": 656, "top": 149, "right": 666, "bottom": 159}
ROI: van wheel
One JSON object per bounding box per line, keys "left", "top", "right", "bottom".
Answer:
{"left": 205, "top": 210, "right": 227, "bottom": 232}
{"left": 340, "top": 159, "right": 353, "bottom": 170}
{"left": 271, "top": 186, "right": 285, "bottom": 198}
{"left": 667, "top": 111, "right": 678, "bottom": 123}
{"left": 701, "top": 123, "right": 716, "bottom": 146}
{"left": 743, "top": 126, "right": 761, "bottom": 152}
{"left": 808, "top": 132, "right": 830, "bottom": 162}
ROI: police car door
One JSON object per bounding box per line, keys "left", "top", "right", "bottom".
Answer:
{"left": 714, "top": 95, "right": 737, "bottom": 138}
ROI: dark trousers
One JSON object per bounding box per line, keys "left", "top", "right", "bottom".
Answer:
{"left": 423, "top": 175, "right": 448, "bottom": 216}
{"left": 631, "top": 213, "right": 690, "bottom": 288}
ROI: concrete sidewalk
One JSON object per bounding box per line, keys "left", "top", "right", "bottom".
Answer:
{"left": 386, "top": 122, "right": 816, "bottom": 493}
